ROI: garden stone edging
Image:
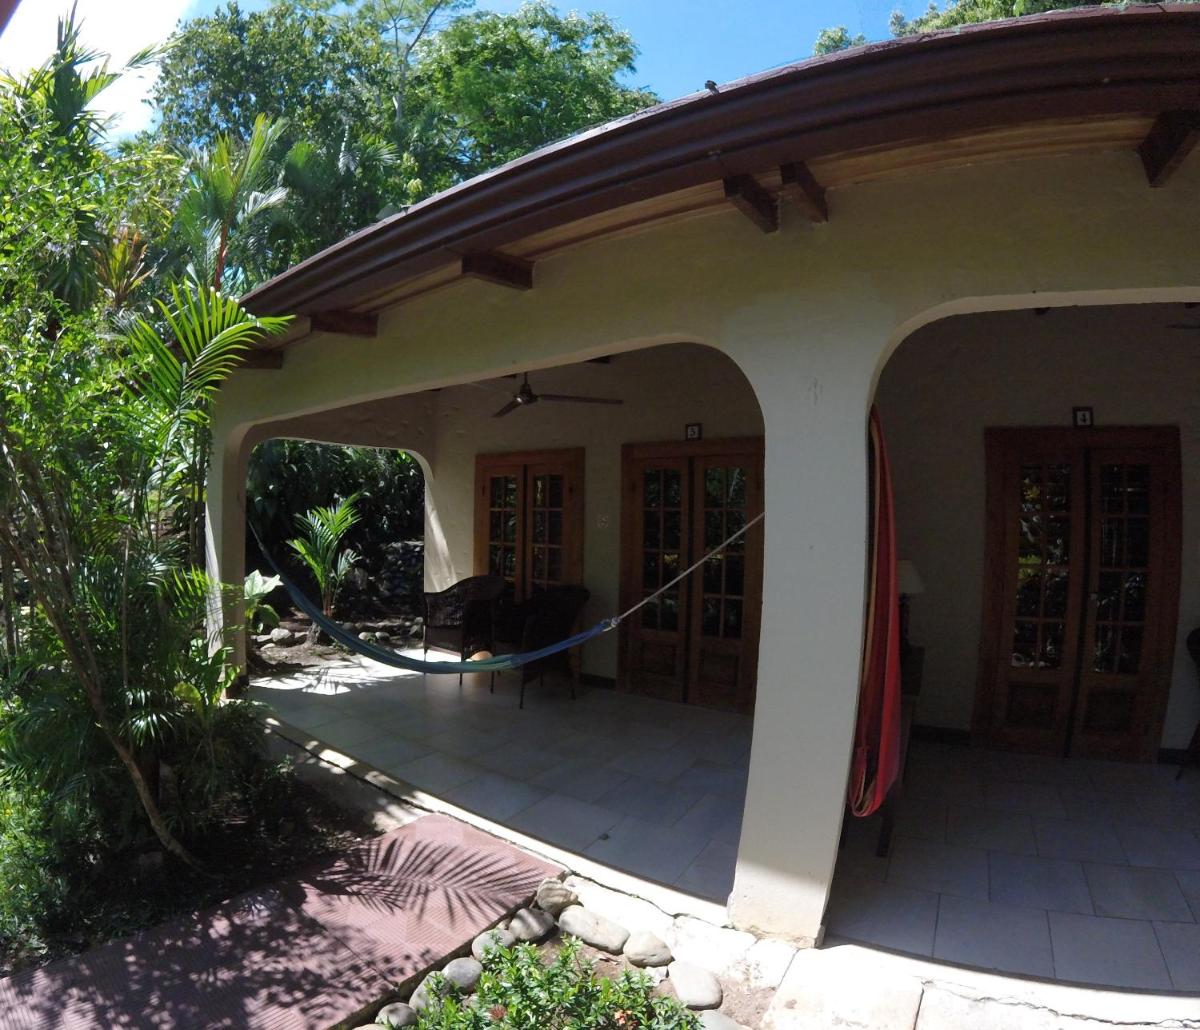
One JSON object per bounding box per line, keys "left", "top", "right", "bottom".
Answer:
{"left": 668, "top": 961, "right": 724, "bottom": 1010}
{"left": 557, "top": 904, "right": 631, "bottom": 953}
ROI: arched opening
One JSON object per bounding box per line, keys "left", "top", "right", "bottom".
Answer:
{"left": 826, "top": 301, "right": 1200, "bottom": 989}
{"left": 243, "top": 341, "right": 767, "bottom": 905}
{"left": 243, "top": 439, "right": 427, "bottom": 665}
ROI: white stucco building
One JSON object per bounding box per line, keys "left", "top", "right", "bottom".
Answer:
{"left": 209, "top": 6, "right": 1200, "bottom": 981}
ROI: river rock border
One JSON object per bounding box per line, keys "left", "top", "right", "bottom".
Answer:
{"left": 354, "top": 874, "right": 795, "bottom": 1029}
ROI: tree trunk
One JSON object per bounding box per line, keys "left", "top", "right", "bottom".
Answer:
{"left": 1, "top": 549, "right": 16, "bottom": 662}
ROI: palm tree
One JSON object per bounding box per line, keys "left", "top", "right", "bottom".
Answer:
{"left": 176, "top": 114, "right": 290, "bottom": 291}
{"left": 289, "top": 496, "right": 361, "bottom": 643}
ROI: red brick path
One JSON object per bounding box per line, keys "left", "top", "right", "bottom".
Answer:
{"left": 0, "top": 815, "right": 558, "bottom": 1029}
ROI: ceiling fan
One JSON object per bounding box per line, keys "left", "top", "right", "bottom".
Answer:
{"left": 491, "top": 372, "right": 624, "bottom": 418}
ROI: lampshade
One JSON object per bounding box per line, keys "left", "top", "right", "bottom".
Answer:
{"left": 897, "top": 559, "right": 925, "bottom": 596}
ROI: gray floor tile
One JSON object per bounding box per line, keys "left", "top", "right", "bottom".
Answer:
{"left": 1048, "top": 911, "right": 1172, "bottom": 989}
{"left": 423, "top": 726, "right": 509, "bottom": 759}
{"left": 981, "top": 780, "right": 1067, "bottom": 819}
{"left": 1084, "top": 863, "right": 1194, "bottom": 922}
{"left": 989, "top": 852, "right": 1093, "bottom": 915}
{"left": 593, "top": 777, "right": 707, "bottom": 824}
{"left": 607, "top": 742, "right": 701, "bottom": 783}
{"left": 392, "top": 751, "right": 482, "bottom": 793}
{"left": 934, "top": 895, "right": 1054, "bottom": 978}
{"left": 532, "top": 756, "right": 631, "bottom": 804}
{"left": 946, "top": 806, "right": 1037, "bottom": 855}
{"left": 673, "top": 793, "right": 743, "bottom": 845}
{"left": 442, "top": 771, "right": 550, "bottom": 823}
{"left": 1153, "top": 921, "right": 1200, "bottom": 991}
{"left": 681, "top": 728, "right": 752, "bottom": 766}
{"left": 473, "top": 743, "right": 567, "bottom": 781}
{"left": 892, "top": 795, "right": 948, "bottom": 843}
{"left": 886, "top": 837, "right": 989, "bottom": 900}
{"left": 584, "top": 816, "right": 709, "bottom": 886}
{"left": 351, "top": 736, "right": 434, "bottom": 770}
{"left": 673, "top": 759, "right": 748, "bottom": 800}
{"left": 674, "top": 840, "right": 738, "bottom": 901}
{"left": 825, "top": 879, "right": 939, "bottom": 956}
{"left": 1113, "top": 823, "right": 1200, "bottom": 870}
{"left": 311, "top": 715, "right": 381, "bottom": 749}
{"left": 1032, "top": 817, "right": 1127, "bottom": 864}
{"left": 508, "top": 793, "right": 622, "bottom": 852}
{"left": 1176, "top": 869, "right": 1200, "bottom": 920}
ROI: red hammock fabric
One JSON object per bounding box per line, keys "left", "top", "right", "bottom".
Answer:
{"left": 849, "top": 407, "right": 903, "bottom": 817}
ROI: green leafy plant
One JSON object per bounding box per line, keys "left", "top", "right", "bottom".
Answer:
{"left": 412, "top": 938, "right": 700, "bottom": 1029}
{"left": 244, "top": 569, "right": 283, "bottom": 633}
{"left": 288, "top": 495, "right": 360, "bottom": 641}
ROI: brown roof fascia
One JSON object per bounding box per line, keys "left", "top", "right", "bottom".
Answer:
{"left": 0, "top": 1, "right": 19, "bottom": 38}
{"left": 242, "top": 6, "right": 1200, "bottom": 319}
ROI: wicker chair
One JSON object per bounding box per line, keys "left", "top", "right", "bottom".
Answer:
{"left": 422, "top": 575, "right": 506, "bottom": 684}
{"left": 495, "top": 585, "right": 591, "bottom": 708}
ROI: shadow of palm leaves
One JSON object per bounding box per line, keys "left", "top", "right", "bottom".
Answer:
{"left": 285, "top": 832, "right": 544, "bottom": 927}
{"left": 0, "top": 820, "right": 551, "bottom": 1029}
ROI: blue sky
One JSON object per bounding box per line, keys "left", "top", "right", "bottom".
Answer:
{"left": 1, "top": 0, "right": 926, "bottom": 134}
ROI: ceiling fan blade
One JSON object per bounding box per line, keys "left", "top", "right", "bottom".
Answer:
{"left": 537, "top": 393, "right": 624, "bottom": 405}
{"left": 493, "top": 399, "right": 521, "bottom": 418}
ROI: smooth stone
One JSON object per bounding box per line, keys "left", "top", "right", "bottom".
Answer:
{"left": 509, "top": 906, "right": 555, "bottom": 942}
{"left": 443, "top": 956, "right": 483, "bottom": 991}
{"left": 269, "top": 627, "right": 295, "bottom": 644}
{"left": 352, "top": 1025, "right": 389, "bottom": 1030}
{"left": 535, "top": 878, "right": 578, "bottom": 916}
{"left": 376, "top": 631, "right": 391, "bottom": 642}
{"left": 699, "top": 1013, "right": 748, "bottom": 1030}
{"left": 624, "top": 930, "right": 673, "bottom": 967}
{"left": 558, "top": 905, "right": 629, "bottom": 953}
{"left": 668, "top": 961, "right": 723, "bottom": 1010}
{"left": 408, "top": 974, "right": 436, "bottom": 1012}
{"left": 376, "top": 1000, "right": 418, "bottom": 1026}
{"left": 472, "top": 927, "right": 515, "bottom": 961}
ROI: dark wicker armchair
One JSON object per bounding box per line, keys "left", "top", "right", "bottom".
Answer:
{"left": 422, "top": 575, "right": 506, "bottom": 684}
{"left": 496, "top": 585, "right": 591, "bottom": 708}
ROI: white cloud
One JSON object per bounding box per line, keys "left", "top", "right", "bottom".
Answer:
{"left": 0, "top": 0, "right": 193, "bottom": 136}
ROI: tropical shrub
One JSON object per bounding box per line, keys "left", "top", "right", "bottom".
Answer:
{"left": 413, "top": 939, "right": 700, "bottom": 1029}
{"left": 288, "top": 495, "right": 360, "bottom": 640}
{"left": 245, "top": 569, "right": 283, "bottom": 633}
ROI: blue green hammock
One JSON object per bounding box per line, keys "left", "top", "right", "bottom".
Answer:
{"left": 252, "top": 511, "right": 763, "bottom": 677}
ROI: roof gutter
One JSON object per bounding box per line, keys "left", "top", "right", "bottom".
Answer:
{"left": 243, "top": 5, "right": 1200, "bottom": 317}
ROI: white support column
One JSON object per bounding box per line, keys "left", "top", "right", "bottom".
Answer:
{"left": 205, "top": 422, "right": 249, "bottom": 675}
{"left": 727, "top": 349, "right": 874, "bottom": 945}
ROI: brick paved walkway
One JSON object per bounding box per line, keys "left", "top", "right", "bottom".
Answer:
{"left": 0, "top": 814, "right": 557, "bottom": 1029}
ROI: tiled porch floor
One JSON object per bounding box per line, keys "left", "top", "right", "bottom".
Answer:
{"left": 250, "top": 654, "right": 750, "bottom": 901}
{"left": 828, "top": 739, "right": 1200, "bottom": 992}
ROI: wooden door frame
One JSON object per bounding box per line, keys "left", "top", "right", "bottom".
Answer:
{"left": 617, "top": 436, "right": 765, "bottom": 697}
{"left": 473, "top": 448, "right": 585, "bottom": 596}
{"left": 972, "top": 426, "right": 1181, "bottom": 757}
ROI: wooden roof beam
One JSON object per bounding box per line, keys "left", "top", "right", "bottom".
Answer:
{"left": 310, "top": 310, "right": 378, "bottom": 336}
{"left": 241, "top": 351, "right": 284, "bottom": 369}
{"left": 1139, "top": 111, "right": 1200, "bottom": 186}
{"left": 461, "top": 252, "right": 534, "bottom": 290}
{"left": 723, "top": 175, "right": 778, "bottom": 233}
{"left": 779, "top": 161, "right": 829, "bottom": 222}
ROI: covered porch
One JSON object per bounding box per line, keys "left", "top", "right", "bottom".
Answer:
{"left": 829, "top": 738, "right": 1200, "bottom": 990}
{"left": 251, "top": 658, "right": 749, "bottom": 902}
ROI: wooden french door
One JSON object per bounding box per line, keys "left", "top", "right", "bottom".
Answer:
{"left": 975, "top": 427, "right": 1181, "bottom": 761}
{"left": 619, "top": 439, "right": 764, "bottom": 713}
{"left": 474, "top": 449, "right": 584, "bottom": 601}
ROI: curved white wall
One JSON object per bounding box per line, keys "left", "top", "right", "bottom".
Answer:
{"left": 210, "top": 148, "right": 1200, "bottom": 943}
